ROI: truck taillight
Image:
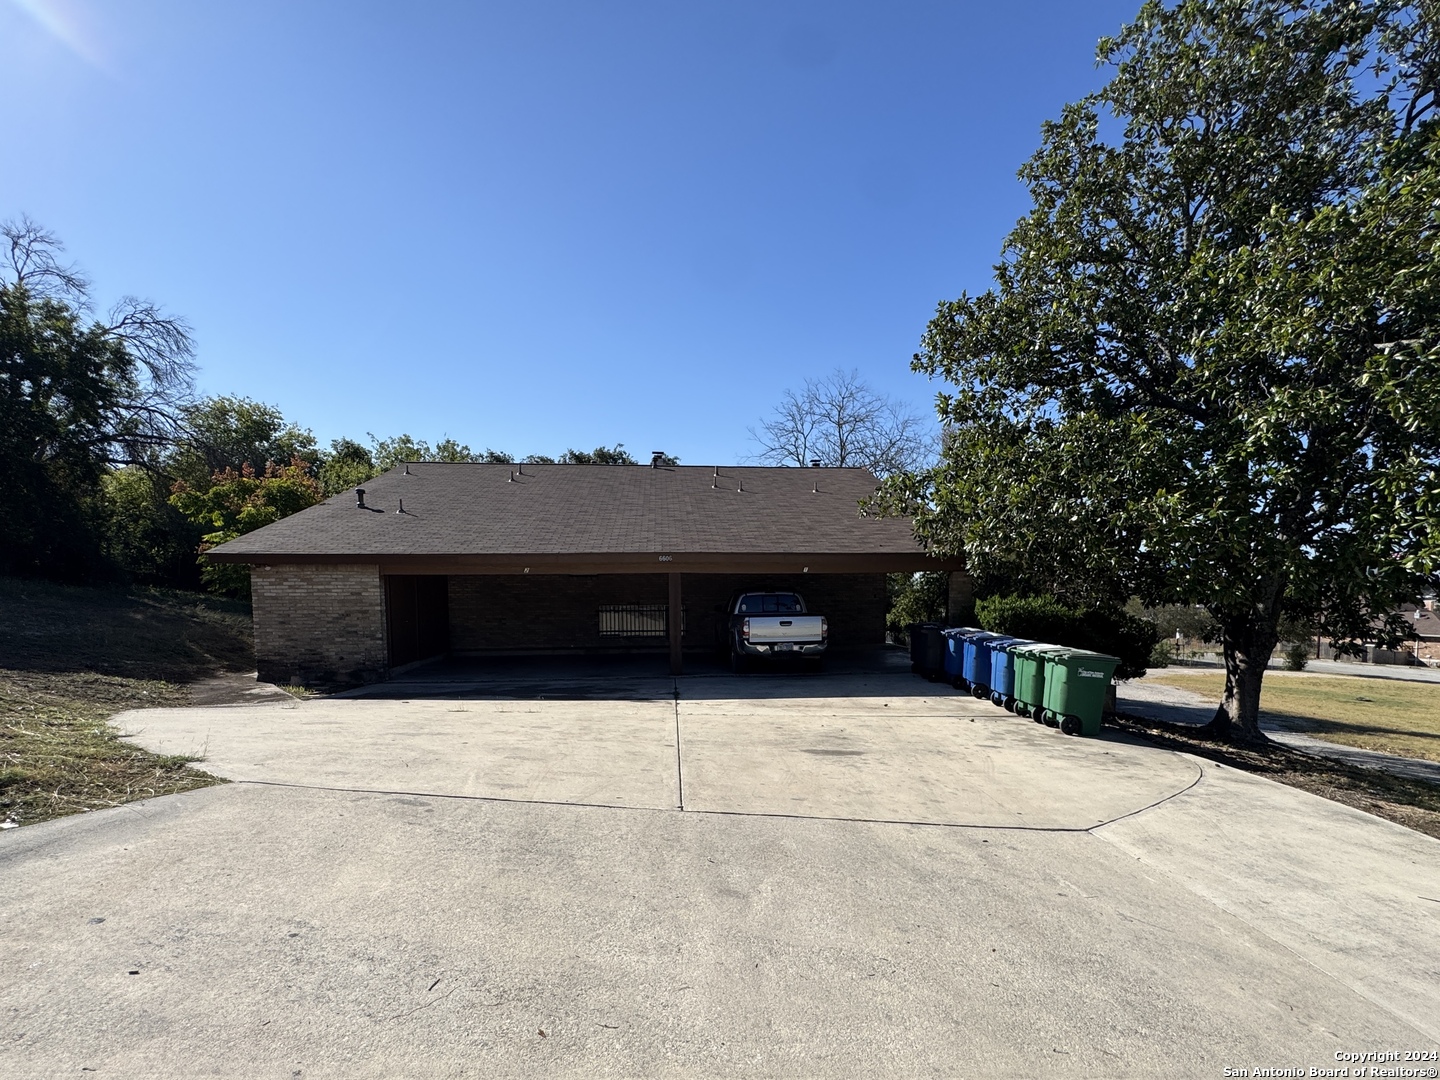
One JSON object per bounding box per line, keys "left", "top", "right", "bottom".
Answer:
{"left": 742, "top": 617, "right": 751, "bottom": 640}
{"left": 821, "top": 617, "right": 828, "bottom": 640}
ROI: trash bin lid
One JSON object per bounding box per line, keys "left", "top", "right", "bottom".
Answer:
{"left": 1053, "top": 648, "right": 1121, "bottom": 665}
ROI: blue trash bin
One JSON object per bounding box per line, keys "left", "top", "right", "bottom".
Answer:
{"left": 962, "top": 632, "right": 1009, "bottom": 699}
{"left": 943, "top": 627, "right": 983, "bottom": 688}
{"left": 989, "top": 638, "right": 1036, "bottom": 711}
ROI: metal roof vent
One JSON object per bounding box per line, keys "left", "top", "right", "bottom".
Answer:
{"left": 403, "top": 463, "right": 411, "bottom": 475}
{"left": 355, "top": 488, "right": 367, "bottom": 509}
{"left": 508, "top": 470, "right": 516, "bottom": 483}
{"left": 396, "top": 499, "right": 405, "bottom": 514}
{"left": 810, "top": 459, "right": 822, "bottom": 468}
{"left": 651, "top": 451, "right": 666, "bottom": 468}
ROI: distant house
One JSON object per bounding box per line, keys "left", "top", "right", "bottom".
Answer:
{"left": 208, "top": 463, "right": 967, "bottom": 686}
{"left": 1402, "top": 599, "right": 1440, "bottom": 663}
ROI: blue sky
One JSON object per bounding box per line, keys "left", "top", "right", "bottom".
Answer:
{"left": 1, "top": 0, "right": 1139, "bottom": 464}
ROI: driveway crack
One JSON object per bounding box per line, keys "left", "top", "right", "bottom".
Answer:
{"left": 673, "top": 679, "right": 685, "bottom": 811}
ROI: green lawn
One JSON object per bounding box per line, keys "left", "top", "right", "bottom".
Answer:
{"left": 1147, "top": 670, "right": 1440, "bottom": 763}
{"left": 0, "top": 577, "right": 254, "bottom": 828}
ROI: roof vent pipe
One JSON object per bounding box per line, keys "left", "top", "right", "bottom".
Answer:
{"left": 737, "top": 480, "right": 743, "bottom": 493}
{"left": 397, "top": 499, "right": 405, "bottom": 514}
{"left": 508, "top": 470, "right": 516, "bottom": 483}
{"left": 517, "top": 462, "right": 523, "bottom": 475}
{"left": 355, "top": 488, "right": 367, "bottom": 509}
{"left": 403, "top": 463, "right": 411, "bottom": 475}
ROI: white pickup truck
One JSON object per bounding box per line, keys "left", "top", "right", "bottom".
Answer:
{"left": 725, "top": 591, "right": 828, "bottom": 673}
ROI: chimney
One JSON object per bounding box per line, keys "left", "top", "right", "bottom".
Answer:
{"left": 651, "top": 451, "right": 665, "bottom": 468}
{"left": 810, "top": 459, "right": 822, "bottom": 468}
{"left": 355, "top": 488, "right": 367, "bottom": 509}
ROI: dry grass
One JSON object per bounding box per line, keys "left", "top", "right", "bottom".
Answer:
{"left": 0, "top": 577, "right": 254, "bottom": 828}
{"left": 1145, "top": 670, "right": 1440, "bottom": 764}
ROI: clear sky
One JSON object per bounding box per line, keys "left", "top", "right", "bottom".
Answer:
{"left": 2, "top": 0, "right": 1140, "bottom": 464}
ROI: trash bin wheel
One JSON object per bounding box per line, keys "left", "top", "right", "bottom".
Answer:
{"left": 970, "top": 685, "right": 986, "bottom": 700}
{"left": 989, "top": 692, "right": 1003, "bottom": 707}
{"left": 1042, "top": 710, "right": 1059, "bottom": 727}
{"left": 1003, "top": 696, "right": 1016, "bottom": 713}
{"left": 1059, "top": 715, "right": 1082, "bottom": 736}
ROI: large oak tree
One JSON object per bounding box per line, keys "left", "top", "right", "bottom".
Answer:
{"left": 886, "top": 0, "right": 1440, "bottom": 742}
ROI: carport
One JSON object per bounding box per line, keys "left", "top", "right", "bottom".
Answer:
{"left": 208, "top": 462, "right": 967, "bottom": 686}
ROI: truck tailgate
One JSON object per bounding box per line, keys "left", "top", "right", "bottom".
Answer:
{"left": 747, "top": 616, "right": 824, "bottom": 642}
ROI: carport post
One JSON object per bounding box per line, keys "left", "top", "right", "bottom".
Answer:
{"left": 668, "top": 572, "right": 683, "bottom": 675}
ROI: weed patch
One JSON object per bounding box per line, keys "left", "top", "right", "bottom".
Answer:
{"left": 0, "top": 578, "right": 255, "bottom": 828}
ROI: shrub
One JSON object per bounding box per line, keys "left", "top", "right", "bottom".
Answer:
{"left": 1283, "top": 642, "right": 1310, "bottom": 671}
{"left": 1149, "top": 639, "right": 1173, "bottom": 668}
{"left": 886, "top": 572, "right": 950, "bottom": 636}
{"left": 973, "top": 594, "right": 1081, "bottom": 642}
{"left": 976, "top": 594, "right": 1159, "bottom": 680}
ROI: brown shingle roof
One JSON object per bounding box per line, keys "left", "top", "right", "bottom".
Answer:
{"left": 209, "top": 463, "right": 936, "bottom": 561}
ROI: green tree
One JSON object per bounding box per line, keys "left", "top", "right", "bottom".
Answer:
{"left": 558, "top": 444, "right": 639, "bottom": 465}
{"left": 316, "top": 437, "right": 378, "bottom": 496}
{"left": 101, "top": 467, "right": 203, "bottom": 587}
{"left": 886, "top": 571, "right": 950, "bottom": 636}
{"left": 886, "top": 0, "right": 1440, "bottom": 742}
{"left": 0, "top": 218, "right": 195, "bottom": 580}
{"left": 368, "top": 434, "right": 510, "bottom": 470}
{"left": 169, "top": 460, "right": 324, "bottom": 597}
{"left": 169, "top": 396, "right": 318, "bottom": 489}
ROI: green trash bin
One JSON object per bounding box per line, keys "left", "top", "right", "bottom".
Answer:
{"left": 1040, "top": 648, "right": 1121, "bottom": 736}
{"left": 1011, "top": 644, "right": 1067, "bottom": 720}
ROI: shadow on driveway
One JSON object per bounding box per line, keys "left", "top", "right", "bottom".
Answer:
{"left": 341, "top": 646, "right": 952, "bottom": 701}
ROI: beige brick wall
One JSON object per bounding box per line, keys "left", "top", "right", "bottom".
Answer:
{"left": 449, "top": 574, "right": 668, "bottom": 651}
{"left": 251, "top": 564, "right": 387, "bottom": 686}
{"left": 448, "top": 573, "right": 887, "bottom": 654}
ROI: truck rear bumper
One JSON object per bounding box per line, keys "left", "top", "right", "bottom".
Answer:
{"left": 736, "top": 642, "right": 827, "bottom": 657}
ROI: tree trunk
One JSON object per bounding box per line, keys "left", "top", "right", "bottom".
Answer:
{"left": 1199, "top": 616, "right": 1279, "bottom": 744}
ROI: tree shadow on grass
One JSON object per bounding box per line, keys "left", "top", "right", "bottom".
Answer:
{"left": 1261, "top": 710, "right": 1440, "bottom": 745}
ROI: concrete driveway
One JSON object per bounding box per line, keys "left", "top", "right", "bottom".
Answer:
{"left": 3, "top": 658, "right": 1438, "bottom": 1078}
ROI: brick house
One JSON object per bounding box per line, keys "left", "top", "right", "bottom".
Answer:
{"left": 208, "top": 462, "right": 968, "bottom": 686}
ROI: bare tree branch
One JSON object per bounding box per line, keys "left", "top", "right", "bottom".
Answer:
{"left": 2, "top": 215, "right": 91, "bottom": 305}
{"left": 749, "top": 369, "right": 937, "bottom": 476}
